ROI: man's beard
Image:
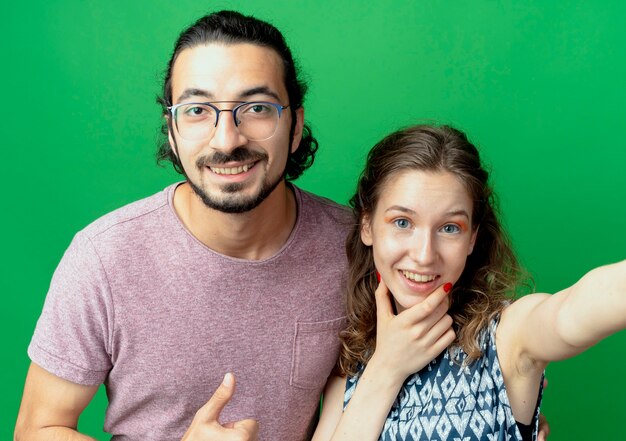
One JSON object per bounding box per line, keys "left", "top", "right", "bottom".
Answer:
{"left": 188, "top": 146, "right": 286, "bottom": 214}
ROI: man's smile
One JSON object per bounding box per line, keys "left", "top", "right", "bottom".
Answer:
{"left": 208, "top": 162, "right": 256, "bottom": 175}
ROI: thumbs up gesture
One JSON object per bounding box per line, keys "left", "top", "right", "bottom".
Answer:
{"left": 181, "top": 373, "right": 259, "bottom": 441}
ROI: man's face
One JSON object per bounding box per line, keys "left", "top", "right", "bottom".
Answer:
{"left": 168, "top": 43, "right": 303, "bottom": 213}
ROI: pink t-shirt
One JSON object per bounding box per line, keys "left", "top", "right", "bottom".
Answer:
{"left": 29, "top": 183, "right": 352, "bottom": 440}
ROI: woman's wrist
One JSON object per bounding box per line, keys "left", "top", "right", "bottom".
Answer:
{"left": 365, "top": 353, "right": 408, "bottom": 388}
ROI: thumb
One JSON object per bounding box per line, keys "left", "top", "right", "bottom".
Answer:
{"left": 374, "top": 275, "right": 394, "bottom": 321}
{"left": 230, "top": 418, "right": 259, "bottom": 436}
{"left": 195, "top": 372, "right": 236, "bottom": 423}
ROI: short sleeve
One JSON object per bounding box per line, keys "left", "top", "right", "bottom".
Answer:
{"left": 28, "top": 232, "right": 114, "bottom": 385}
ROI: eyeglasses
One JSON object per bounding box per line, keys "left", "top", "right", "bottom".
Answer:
{"left": 167, "top": 101, "right": 289, "bottom": 142}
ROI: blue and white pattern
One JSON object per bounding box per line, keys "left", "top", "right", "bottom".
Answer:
{"left": 344, "top": 319, "right": 543, "bottom": 441}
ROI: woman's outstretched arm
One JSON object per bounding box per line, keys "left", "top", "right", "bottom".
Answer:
{"left": 497, "top": 259, "right": 626, "bottom": 422}
{"left": 502, "top": 259, "right": 626, "bottom": 364}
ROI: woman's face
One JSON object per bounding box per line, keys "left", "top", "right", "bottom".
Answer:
{"left": 361, "top": 169, "right": 478, "bottom": 313}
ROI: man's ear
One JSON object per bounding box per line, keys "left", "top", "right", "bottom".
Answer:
{"left": 290, "top": 107, "right": 305, "bottom": 154}
{"left": 166, "top": 115, "right": 178, "bottom": 159}
{"left": 360, "top": 214, "right": 373, "bottom": 246}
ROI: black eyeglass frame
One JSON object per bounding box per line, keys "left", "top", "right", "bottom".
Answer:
{"left": 167, "top": 100, "right": 289, "bottom": 127}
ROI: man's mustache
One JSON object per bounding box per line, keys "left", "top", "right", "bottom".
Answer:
{"left": 196, "top": 147, "right": 268, "bottom": 168}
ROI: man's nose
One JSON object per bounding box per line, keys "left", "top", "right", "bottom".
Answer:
{"left": 208, "top": 109, "right": 248, "bottom": 152}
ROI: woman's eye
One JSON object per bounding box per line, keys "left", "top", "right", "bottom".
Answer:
{"left": 394, "top": 219, "right": 410, "bottom": 229}
{"left": 441, "top": 224, "right": 461, "bottom": 234}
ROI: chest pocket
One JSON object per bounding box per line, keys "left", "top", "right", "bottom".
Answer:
{"left": 290, "top": 316, "right": 346, "bottom": 390}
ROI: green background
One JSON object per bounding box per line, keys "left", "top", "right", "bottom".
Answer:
{"left": 3, "top": 1, "right": 625, "bottom": 439}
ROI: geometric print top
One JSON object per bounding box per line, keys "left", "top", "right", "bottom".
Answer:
{"left": 344, "top": 319, "right": 544, "bottom": 441}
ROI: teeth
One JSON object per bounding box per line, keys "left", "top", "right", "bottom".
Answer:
{"left": 402, "top": 271, "right": 437, "bottom": 283}
{"left": 210, "top": 164, "right": 252, "bottom": 175}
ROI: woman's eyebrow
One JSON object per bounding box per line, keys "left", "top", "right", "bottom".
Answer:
{"left": 445, "top": 210, "right": 470, "bottom": 219}
{"left": 385, "top": 205, "right": 415, "bottom": 215}
{"left": 384, "top": 206, "right": 470, "bottom": 220}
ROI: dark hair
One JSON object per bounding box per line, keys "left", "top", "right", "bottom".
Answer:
{"left": 339, "top": 124, "right": 527, "bottom": 376}
{"left": 156, "top": 10, "right": 317, "bottom": 181}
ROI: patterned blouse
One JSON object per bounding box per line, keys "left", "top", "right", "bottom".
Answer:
{"left": 344, "top": 319, "right": 544, "bottom": 441}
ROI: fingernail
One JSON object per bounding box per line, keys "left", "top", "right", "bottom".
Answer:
{"left": 223, "top": 373, "right": 233, "bottom": 387}
{"left": 443, "top": 282, "right": 453, "bottom": 293}
{"left": 376, "top": 271, "right": 381, "bottom": 282}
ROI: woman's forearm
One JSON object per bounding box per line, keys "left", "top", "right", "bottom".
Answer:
{"left": 555, "top": 259, "right": 626, "bottom": 350}
{"left": 329, "top": 357, "right": 404, "bottom": 441}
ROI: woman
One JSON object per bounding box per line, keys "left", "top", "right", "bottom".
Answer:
{"left": 312, "top": 125, "right": 625, "bottom": 440}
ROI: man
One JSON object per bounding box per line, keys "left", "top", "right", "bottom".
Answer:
{"left": 15, "top": 11, "right": 351, "bottom": 440}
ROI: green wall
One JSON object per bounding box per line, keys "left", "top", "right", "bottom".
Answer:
{"left": 3, "top": 1, "right": 625, "bottom": 439}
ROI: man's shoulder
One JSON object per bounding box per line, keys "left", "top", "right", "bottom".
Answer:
{"left": 79, "top": 184, "right": 176, "bottom": 242}
{"left": 295, "top": 186, "right": 353, "bottom": 227}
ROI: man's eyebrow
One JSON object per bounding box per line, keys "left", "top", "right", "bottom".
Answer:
{"left": 177, "top": 88, "right": 213, "bottom": 103}
{"left": 175, "top": 86, "right": 282, "bottom": 104}
{"left": 240, "top": 86, "right": 281, "bottom": 102}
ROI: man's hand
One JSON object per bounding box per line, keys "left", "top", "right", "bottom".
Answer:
{"left": 537, "top": 378, "right": 550, "bottom": 440}
{"left": 537, "top": 413, "right": 550, "bottom": 441}
{"left": 181, "top": 373, "right": 259, "bottom": 441}
{"left": 368, "top": 278, "right": 456, "bottom": 384}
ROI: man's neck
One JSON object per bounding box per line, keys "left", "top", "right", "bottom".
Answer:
{"left": 173, "top": 181, "right": 297, "bottom": 260}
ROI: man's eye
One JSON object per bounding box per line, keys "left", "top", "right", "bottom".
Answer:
{"left": 244, "top": 103, "right": 271, "bottom": 114}
{"left": 185, "top": 106, "right": 206, "bottom": 116}
{"left": 394, "top": 219, "right": 410, "bottom": 229}
{"left": 441, "top": 224, "right": 461, "bottom": 234}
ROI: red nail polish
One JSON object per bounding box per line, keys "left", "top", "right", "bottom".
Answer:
{"left": 376, "top": 271, "right": 381, "bottom": 282}
{"left": 443, "top": 282, "right": 453, "bottom": 293}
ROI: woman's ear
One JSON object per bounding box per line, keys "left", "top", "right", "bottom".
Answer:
{"left": 360, "top": 214, "right": 373, "bottom": 246}
{"left": 468, "top": 225, "right": 479, "bottom": 255}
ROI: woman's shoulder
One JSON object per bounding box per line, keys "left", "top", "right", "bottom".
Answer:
{"left": 499, "top": 293, "right": 552, "bottom": 335}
